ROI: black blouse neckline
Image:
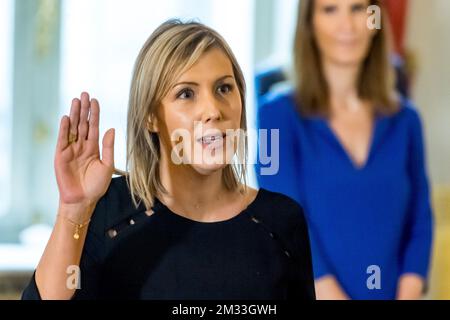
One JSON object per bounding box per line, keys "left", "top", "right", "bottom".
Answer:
{"left": 151, "top": 188, "right": 264, "bottom": 226}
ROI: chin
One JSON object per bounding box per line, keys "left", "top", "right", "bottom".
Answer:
{"left": 330, "top": 44, "right": 371, "bottom": 66}
{"left": 187, "top": 143, "right": 235, "bottom": 176}
{"left": 190, "top": 163, "right": 227, "bottom": 176}
{"left": 330, "top": 53, "right": 367, "bottom": 67}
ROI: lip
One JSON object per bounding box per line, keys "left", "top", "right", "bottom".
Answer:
{"left": 336, "top": 38, "right": 358, "bottom": 46}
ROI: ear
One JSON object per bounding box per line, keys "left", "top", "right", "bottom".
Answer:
{"left": 147, "top": 114, "right": 159, "bottom": 133}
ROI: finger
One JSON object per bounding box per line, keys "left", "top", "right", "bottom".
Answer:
{"left": 56, "top": 115, "right": 70, "bottom": 151}
{"left": 69, "top": 98, "right": 80, "bottom": 139}
{"left": 101, "top": 128, "right": 115, "bottom": 168}
{"left": 88, "top": 98, "right": 100, "bottom": 142}
{"left": 78, "top": 92, "right": 90, "bottom": 140}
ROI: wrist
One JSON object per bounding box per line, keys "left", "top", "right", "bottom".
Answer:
{"left": 58, "top": 199, "right": 97, "bottom": 223}
{"left": 56, "top": 214, "right": 91, "bottom": 240}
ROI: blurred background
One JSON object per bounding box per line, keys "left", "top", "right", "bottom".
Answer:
{"left": 0, "top": 0, "right": 448, "bottom": 299}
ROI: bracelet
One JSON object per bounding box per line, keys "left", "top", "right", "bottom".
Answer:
{"left": 57, "top": 214, "right": 91, "bottom": 240}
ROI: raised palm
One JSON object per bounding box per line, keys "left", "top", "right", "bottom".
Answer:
{"left": 55, "top": 92, "right": 115, "bottom": 208}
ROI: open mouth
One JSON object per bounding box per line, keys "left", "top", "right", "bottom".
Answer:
{"left": 196, "top": 133, "right": 226, "bottom": 149}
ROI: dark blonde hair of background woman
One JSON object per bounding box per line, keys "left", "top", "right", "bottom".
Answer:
{"left": 294, "top": 0, "right": 399, "bottom": 117}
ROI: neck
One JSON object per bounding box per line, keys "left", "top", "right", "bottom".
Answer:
{"left": 322, "top": 59, "right": 363, "bottom": 114}
{"left": 158, "top": 149, "right": 235, "bottom": 219}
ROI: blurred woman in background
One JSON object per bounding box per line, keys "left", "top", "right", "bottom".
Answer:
{"left": 256, "top": 0, "right": 433, "bottom": 299}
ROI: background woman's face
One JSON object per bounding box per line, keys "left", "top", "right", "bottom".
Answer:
{"left": 313, "top": 0, "right": 376, "bottom": 67}
{"left": 157, "top": 48, "right": 243, "bottom": 175}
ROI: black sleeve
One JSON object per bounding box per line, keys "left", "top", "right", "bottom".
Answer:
{"left": 21, "top": 271, "right": 42, "bottom": 300}
{"left": 21, "top": 195, "right": 107, "bottom": 300}
{"left": 291, "top": 205, "right": 316, "bottom": 300}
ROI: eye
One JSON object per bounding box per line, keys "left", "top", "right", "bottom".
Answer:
{"left": 217, "top": 83, "right": 233, "bottom": 95}
{"left": 322, "top": 5, "right": 337, "bottom": 14}
{"left": 351, "top": 3, "right": 366, "bottom": 13}
{"left": 177, "top": 88, "right": 194, "bottom": 100}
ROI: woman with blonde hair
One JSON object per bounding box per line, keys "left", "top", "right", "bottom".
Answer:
{"left": 22, "top": 20, "right": 315, "bottom": 300}
{"left": 256, "top": 0, "right": 433, "bottom": 299}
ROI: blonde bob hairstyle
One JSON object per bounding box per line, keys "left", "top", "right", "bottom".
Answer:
{"left": 123, "top": 19, "right": 248, "bottom": 210}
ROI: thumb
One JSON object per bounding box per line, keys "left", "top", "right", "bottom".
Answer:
{"left": 101, "top": 128, "right": 115, "bottom": 168}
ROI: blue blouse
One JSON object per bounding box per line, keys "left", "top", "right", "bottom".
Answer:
{"left": 255, "top": 90, "right": 433, "bottom": 299}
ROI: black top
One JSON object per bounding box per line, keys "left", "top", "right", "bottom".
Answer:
{"left": 22, "top": 176, "right": 315, "bottom": 300}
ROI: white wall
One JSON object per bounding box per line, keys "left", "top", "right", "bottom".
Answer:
{"left": 406, "top": 0, "right": 450, "bottom": 185}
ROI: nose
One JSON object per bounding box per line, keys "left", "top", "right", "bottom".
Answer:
{"left": 339, "top": 9, "right": 356, "bottom": 33}
{"left": 201, "top": 93, "right": 222, "bottom": 123}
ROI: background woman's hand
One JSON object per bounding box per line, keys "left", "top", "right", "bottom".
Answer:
{"left": 54, "top": 92, "right": 115, "bottom": 220}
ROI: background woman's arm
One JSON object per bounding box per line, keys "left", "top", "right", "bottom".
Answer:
{"left": 397, "top": 106, "right": 434, "bottom": 300}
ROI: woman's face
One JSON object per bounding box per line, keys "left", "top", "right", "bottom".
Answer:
{"left": 156, "top": 48, "right": 243, "bottom": 175}
{"left": 313, "top": 0, "right": 376, "bottom": 67}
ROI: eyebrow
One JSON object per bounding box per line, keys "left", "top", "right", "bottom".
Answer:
{"left": 172, "top": 75, "right": 234, "bottom": 89}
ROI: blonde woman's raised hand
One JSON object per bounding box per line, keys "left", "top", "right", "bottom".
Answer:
{"left": 54, "top": 92, "right": 115, "bottom": 220}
